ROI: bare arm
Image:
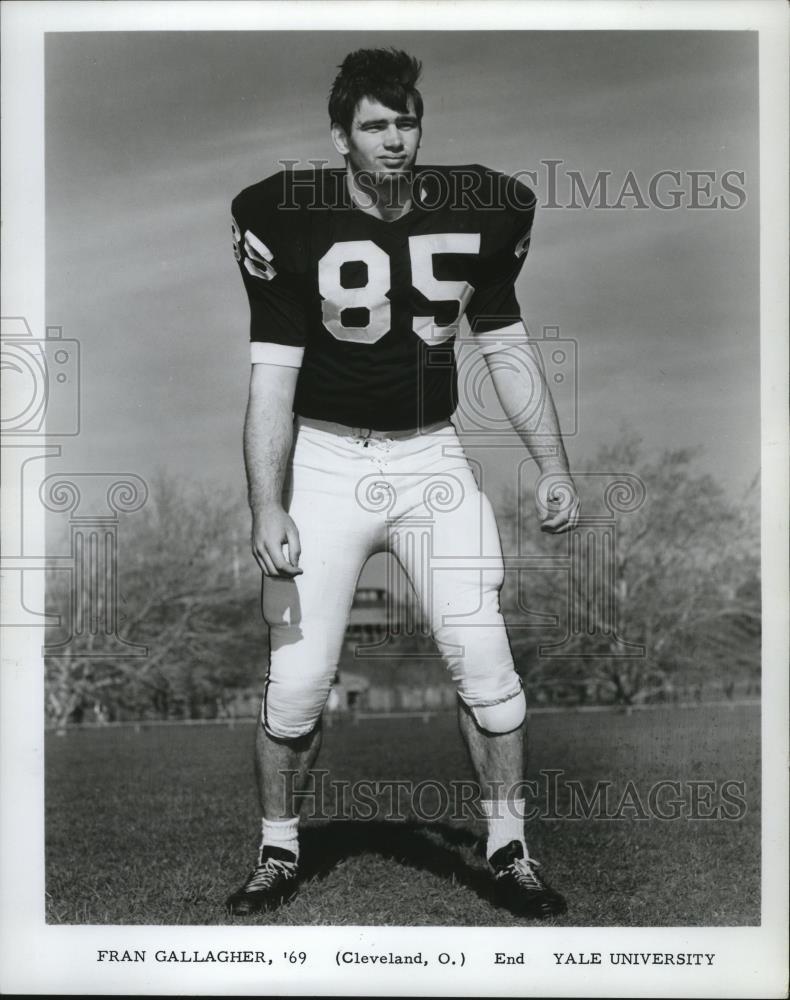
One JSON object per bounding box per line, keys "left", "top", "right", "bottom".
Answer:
{"left": 243, "top": 362, "right": 303, "bottom": 577}
{"left": 486, "top": 341, "right": 581, "bottom": 533}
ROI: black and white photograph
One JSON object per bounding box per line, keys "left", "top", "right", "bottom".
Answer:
{"left": 1, "top": 1, "right": 787, "bottom": 996}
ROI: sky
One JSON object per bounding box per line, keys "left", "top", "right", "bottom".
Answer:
{"left": 44, "top": 30, "right": 760, "bottom": 517}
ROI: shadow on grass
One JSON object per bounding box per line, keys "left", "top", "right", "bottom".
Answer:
{"left": 296, "top": 820, "right": 505, "bottom": 908}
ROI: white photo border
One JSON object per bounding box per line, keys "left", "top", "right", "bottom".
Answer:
{"left": 1, "top": 1, "right": 787, "bottom": 996}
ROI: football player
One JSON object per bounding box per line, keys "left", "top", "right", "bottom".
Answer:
{"left": 227, "top": 48, "right": 580, "bottom": 919}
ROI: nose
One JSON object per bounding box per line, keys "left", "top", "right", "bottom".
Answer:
{"left": 382, "top": 125, "right": 404, "bottom": 150}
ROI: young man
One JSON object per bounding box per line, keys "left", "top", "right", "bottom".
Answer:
{"left": 228, "top": 49, "right": 580, "bottom": 919}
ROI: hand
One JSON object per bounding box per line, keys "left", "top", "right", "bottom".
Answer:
{"left": 536, "top": 472, "right": 581, "bottom": 534}
{"left": 251, "top": 505, "right": 303, "bottom": 578}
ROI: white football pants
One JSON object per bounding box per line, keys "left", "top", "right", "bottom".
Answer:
{"left": 261, "top": 416, "right": 524, "bottom": 739}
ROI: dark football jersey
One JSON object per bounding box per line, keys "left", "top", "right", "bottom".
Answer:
{"left": 232, "top": 165, "right": 535, "bottom": 430}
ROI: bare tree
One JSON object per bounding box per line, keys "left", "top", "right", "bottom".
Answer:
{"left": 498, "top": 431, "right": 760, "bottom": 705}
{"left": 45, "top": 475, "right": 259, "bottom": 727}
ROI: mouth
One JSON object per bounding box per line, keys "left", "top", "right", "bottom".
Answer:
{"left": 379, "top": 157, "right": 407, "bottom": 168}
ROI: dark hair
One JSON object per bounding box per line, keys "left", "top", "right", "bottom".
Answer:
{"left": 328, "top": 48, "right": 423, "bottom": 133}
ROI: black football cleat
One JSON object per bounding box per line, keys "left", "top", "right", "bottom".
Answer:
{"left": 226, "top": 846, "right": 300, "bottom": 916}
{"left": 488, "top": 840, "right": 568, "bottom": 918}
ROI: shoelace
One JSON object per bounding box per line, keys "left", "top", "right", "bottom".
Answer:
{"left": 244, "top": 858, "right": 297, "bottom": 892}
{"left": 498, "top": 857, "right": 545, "bottom": 890}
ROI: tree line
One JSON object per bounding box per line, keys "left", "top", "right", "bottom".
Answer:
{"left": 44, "top": 434, "right": 760, "bottom": 727}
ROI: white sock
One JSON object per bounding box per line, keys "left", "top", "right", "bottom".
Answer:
{"left": 260, "top": 816, "right": 300, "bottom": 861}
{"left": 481, "top": 799, "right": 529, "bottom": 860}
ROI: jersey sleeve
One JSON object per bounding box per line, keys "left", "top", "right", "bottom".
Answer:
{"left": 465, "top": 173, "right": 536, "bottom": 354}
{"left": 231, "top": 176, "right": 308, "bottom": 367}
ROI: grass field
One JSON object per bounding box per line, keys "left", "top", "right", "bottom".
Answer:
{"left": 45, "top": 704, "right": 760, "bottom": 926}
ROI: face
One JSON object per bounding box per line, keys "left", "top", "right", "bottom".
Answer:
{"left": 332, "top": 95, "right": 421, "bottom": 179}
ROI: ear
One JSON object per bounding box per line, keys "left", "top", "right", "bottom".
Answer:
{"left": 331, "top": 123, "right": 350, "bottom": 156}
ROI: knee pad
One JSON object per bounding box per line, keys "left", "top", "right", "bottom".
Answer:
{"left": 439, "top": 622, "right": 524, "bottom": 732}
{"left": 469, "top": 687, "right": 526, "bottom": 734}
{"left": 261, "top": 682, "right": 327, "bottom": 740}
{"left": 261, "top": 644, "right": 334, "bottom": 740}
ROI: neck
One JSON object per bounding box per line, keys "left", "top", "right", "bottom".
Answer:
{"left": 345, "top": 166, "right": 413, "bottom": 221}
